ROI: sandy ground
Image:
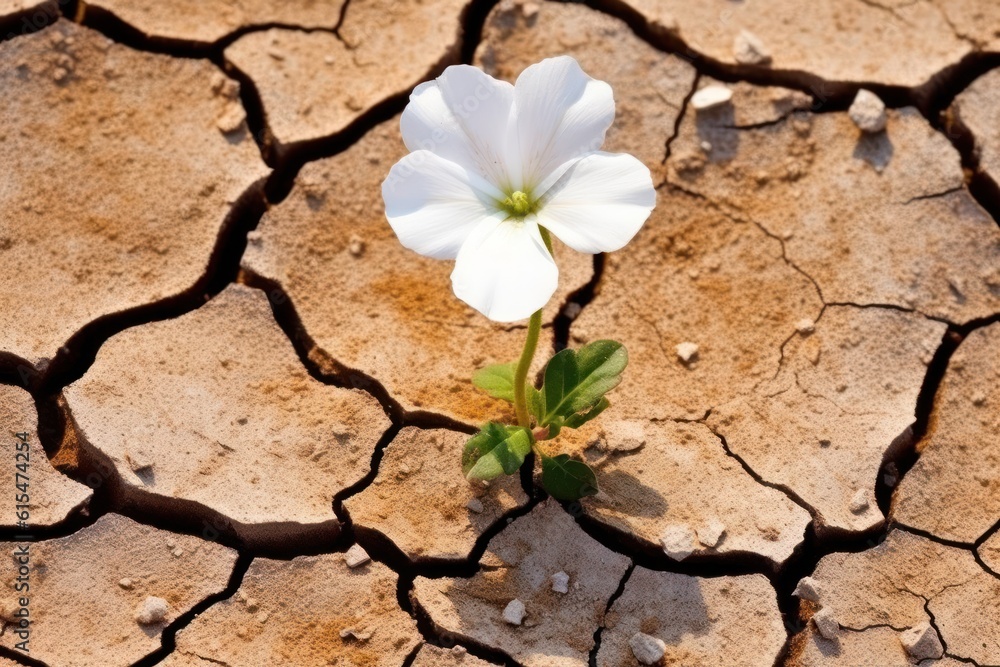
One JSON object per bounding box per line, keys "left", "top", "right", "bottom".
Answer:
{"left": 0, "top": 0, "right": 999, "bottom": 665}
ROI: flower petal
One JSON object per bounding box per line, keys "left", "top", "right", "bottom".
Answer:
{"left": 535, "top": 151, "right": 656, "bottom": 254}
{"left": 451, "top": 215, "right": 558, "bottom": 322}
{"left": 400, "top": 65, "right": 517, "bottom": 191}
{"left": 382, "top": 150, "right": 504, "bottom": 260}
{"left": 513, "top": 56, "right": 614, "bottom": 190}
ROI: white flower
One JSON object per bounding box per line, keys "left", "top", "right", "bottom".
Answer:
{"left": 381, "top": 56, "right": 656, "bottom": 322}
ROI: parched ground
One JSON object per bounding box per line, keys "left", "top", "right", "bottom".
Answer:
{"left": 0, "top": 0, "right": 999, "bottom": 666}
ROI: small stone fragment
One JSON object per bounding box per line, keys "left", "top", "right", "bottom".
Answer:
{"left": 899, "top": 622, "right": 944, "bottom": 661}
{"left": 849, "top": 488, "right": 870, "bottom": 515}
{"left": 697, "top": 518, "right": 726, "bottom": 548}
{"left": 795, "top": 318, "right": 816, "bottom": 334}
{"left": 793, "top": 576, "right": 822, "bottom": 602}
{"left": 348, "top": 234, "right": 365, "bottom": 257}
{"left": 812, "top": 606, "right": 840, "bottom": 640}
{"left": 849, "top": 89, "right": 887, "bottom": 133}
{"left": 691, "top": 85, "right": 732, "bottom": 111}
{"left": 466, "top": 498, "right": 484, "bottom": 514}
{"left": 629, "top": 632, "right": 667, "bottom": 665}
{"left": 551, "top": 571, "right": 570, "bottom": 594}
{"left": 598, "top": 419, "right": 647, "bottom": 452}
{"left": 660, "top": 524, "right": 697, "bottom": 561}
{"left": 339, "top": 627, "right": 372, "bottom": 642}
{"left": 675, "top": 341, "right": 700, "bottom": 363}
{"left": 344, "top": 544, "right": 370, "bottom": 568}
{"left": 733, "top": 29, "right": 772, "bottom": 65}
{"left": 135, "top": 597, "right": 169, "bottom": 625}
{"left": 503, "top": 599, "right": 526, "bottom": 626}
{"left": 118, "top": 578, "right": 133, "bottom": 590}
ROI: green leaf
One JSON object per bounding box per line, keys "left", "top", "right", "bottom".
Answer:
{"left": 541, "top": 454, "right": 599, "bottom": 501}
{"left": 563, "top": 397, "right": 610, "bottom": 429}
{"left": 472, "top": 363, "right": 517, "bottom": 402}
{"left": 541, "top": 341, "right": 628, "bottom": 424}
{"left": 462, "top": 423, "right": 532, "bottom": 482}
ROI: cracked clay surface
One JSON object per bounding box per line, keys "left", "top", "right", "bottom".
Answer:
{"left": 1, "top": 0, "right": 999, "bottom": 665}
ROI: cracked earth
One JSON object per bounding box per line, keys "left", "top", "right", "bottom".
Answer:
{"left": 1, "top": 0, "right": 999, "bottom": 665}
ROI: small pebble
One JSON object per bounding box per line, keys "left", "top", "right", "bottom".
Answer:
{"left": 466, "top": 498, "right": 484, "bottom": 514}
{"left": 697, "top": 518, "right": 727, "bottom": 548}
{"left": 849, "top": 489, "right": 870, "bottom": 515}
{"left": 812, "top": 607, "right": 840, "bottom": 640}
{"left": 793, "top": 576, "right": 822, "bottom": 602}
{"left": 348, "top": 234, "right": 365, "bottom": 257}
{"left": 135, "top": 596, "right": 169, "bottom": 625}
{"left": 848, "top": 89, "right": 887, "bottom": 134}
{"left": 344, "top": 544, "right": 371, "bottom": 568}
{"left": 660, "top": 524, "right": 697, "bottom": 561}
{"left": 599, "top": 420, "right": 646, "bottom": 452}
{"left": 172, "top": 548, "right": 184, "bottom": 558}
{"left": 118, "top": 578, "right": 133, "bottom": 590}
{"left": 733, "top": 29, "right": 772, "bottom": 65}
{"left": 691, "top": 85, "right": 733, "bottom": 111}
{"left": 339, "top": 627, "right": 373, "bottom": 642}
{"left": 629, "top": 632, "right": 667, "bottom": 665}
{"left": 795, "top": 318, "right": 816, "bottom": 334}
{"left": 503, "top": 599, "right": 526, "bottom": 626}
{"left": 899, "top": 622, "right": 944, "bottom": 660}
{"left": 126, "top": 450, "right": 153, "bottom": 473}
{"left": 675, "top": 342, "right": 700, "bottom": 363}
{"left": 520, "top": 1, "right": 540, "bottom": 18}
{"left": 551, "top": 571, "right": 570, "bottom": 594}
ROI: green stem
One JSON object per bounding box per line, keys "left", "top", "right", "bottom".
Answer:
{"left": 514, "top": 309, "right": 542, "bottom": 428}
{"left": 513, "top": 225, "right": 554, "bottom": 430}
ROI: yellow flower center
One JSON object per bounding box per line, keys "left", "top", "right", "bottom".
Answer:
{"left": 501, "top": 190, "right": 534, "bottom": 218}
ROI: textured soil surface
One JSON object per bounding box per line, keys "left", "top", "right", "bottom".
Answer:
{"left": 1, "top": 0, "right": 999, "bottom": 666}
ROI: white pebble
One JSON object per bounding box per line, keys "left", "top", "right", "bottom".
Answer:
{"left": 348, "top": 234, "right": 365, "bottom": 257}
{"left": 135, "top": 596, "right": 169, "bottom": 625}
{"left": 118, "top": 578, "right": 133, "bottom": 590}
{"left": 697, "top": 518, "right": 727, "bottom": 548}
{"left": 551, "top": 571, "right": 570, "bottom": 594}
{"left": 795, "top": 318, "right": 816, "bottom": 334}
{"left": 849, "top": 489, "right": 871, "bottom": 514}
{"left": 812, "top": 607, "right": 840, "bottom": 640}
{"left": 675, "top": 342, "right": 700, "bottom": 363}
{"left": 793, "top": 576, "right": 823, "bottom": 602}
{"left": 344, "top": 544, "right": 370, "bottom": 568}
{"left": 629, "top": 632, "right": 667, "bottom": 665}
{"left": 466, "top": 498, "right": 484, "bottom": 514}
{"left": 733, "top": 30, "right": 772, "bottom": 65}
{"left": 849, "top": 89, "right": 887, "bottom": 134}
{"left": 660, "top": 524, "right": 697, "bottom": 561}
{"left": 899, "top": 622, "right": 944, "bottom": 660}
{"left": 691, "top": 86, "right": 733, "bottom": 111}
{"left": 503, "top": 599, "right": 526, "bottom": 625}
{"left": 600, "top": 420, "right": 647, "bottom": 452}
